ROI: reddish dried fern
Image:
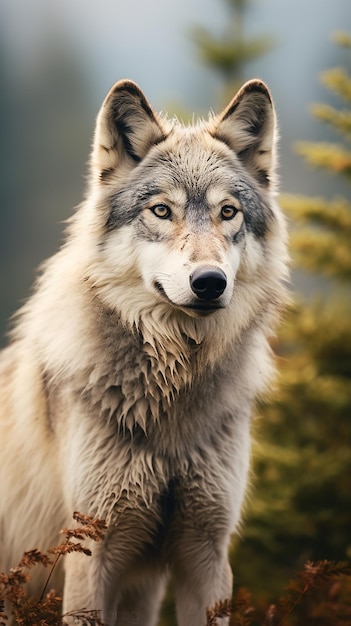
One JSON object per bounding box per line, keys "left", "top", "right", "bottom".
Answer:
{"left": 218, "top": 559, "right": 351, "bottom": 626}
{"left": 0, "top": 512, "right": 106, "bottom": 626}
{"left": 2, "top": 519, "right": 351, "bottom": 626}
{"left": 206, "top": 598, "right": 232, "bottom": 625}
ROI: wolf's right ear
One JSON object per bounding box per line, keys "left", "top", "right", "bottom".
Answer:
{"left": 91, "top": 80, "right": 168, "bottom": 182}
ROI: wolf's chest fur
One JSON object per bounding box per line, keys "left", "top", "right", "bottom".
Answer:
{"left": 65, "top": 315, "right": 234, "bottom": 443}
{"left": 50, "top": 315, "right": 246, "bottom": 523}
{"left": 82, "top": 325, "right": 195, "bottom": 433}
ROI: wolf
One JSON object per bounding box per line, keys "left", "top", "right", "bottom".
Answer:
{"left": 0, "top": 78, "right": 288, "bottom": 625}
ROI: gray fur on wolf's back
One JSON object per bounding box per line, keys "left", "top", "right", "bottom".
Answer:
{"left": 0, "top": 78, "right": 288, "bottom": 626}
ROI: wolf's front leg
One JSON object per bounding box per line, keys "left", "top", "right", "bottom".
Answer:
{"left": 62, "top": 521, "right": 166, "bottom": 626}
{"left": 62, "top": 549, "right": 102, "bottom": 623}
{"left": 171, "top": 526, "right": 233, "bottom": 626}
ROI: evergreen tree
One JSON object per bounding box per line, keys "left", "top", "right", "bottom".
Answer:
{"left": 192, "top": 0, "right": 274, "bottom": 101}
{"left": 232, "top": 32, "right": 351, "bottom": 601}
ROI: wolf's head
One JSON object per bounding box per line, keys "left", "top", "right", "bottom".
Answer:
{"left": 80, "top": 79, "right": 286, "bottom": 328}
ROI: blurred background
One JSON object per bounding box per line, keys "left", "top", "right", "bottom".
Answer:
{"left": 1, "top": 0, "right": 351, "bottom": 622}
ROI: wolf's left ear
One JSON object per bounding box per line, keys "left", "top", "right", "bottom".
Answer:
{"left": 91, "top": 80, "right": 168, "bottom": 182}
{"left": 211, "top": 80, "right": 277, "bottom": 187}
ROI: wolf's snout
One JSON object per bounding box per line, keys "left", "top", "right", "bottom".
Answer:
{"left": 190, "top": 268, "right": 227, "bottom": 301}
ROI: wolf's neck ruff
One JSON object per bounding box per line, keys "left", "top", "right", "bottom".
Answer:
{"left": 69, "top": 304, "right": 232, "bottom": 435}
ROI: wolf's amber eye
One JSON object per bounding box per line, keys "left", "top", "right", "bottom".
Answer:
{"left": 150, "top": 204, "right": 172, "bottom": 219}
{"left": 221, "top": 205, "right": 238, "bottom": 220}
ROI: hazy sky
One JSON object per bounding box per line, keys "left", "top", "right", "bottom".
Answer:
{"left": 2, "top": 0, "right": 350, "bottom": 112}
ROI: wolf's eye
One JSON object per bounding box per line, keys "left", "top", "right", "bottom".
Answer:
{"left": 221, "top": 205, "right": 238, "bottom": 220}
{"left": 150, "top": 204, "right": 171, "bottom": 219}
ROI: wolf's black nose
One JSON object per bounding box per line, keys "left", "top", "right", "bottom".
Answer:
{"left": 190, "top": 268, "right": 227, "bottom": 301}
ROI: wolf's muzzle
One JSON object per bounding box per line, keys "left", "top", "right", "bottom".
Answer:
{"left": 190, "top": 267, "right": 227, "bottom": 301}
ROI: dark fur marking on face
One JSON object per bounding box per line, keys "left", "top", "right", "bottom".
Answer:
{"left": 135, "top": 216, "right": 165, "bottom": 242}
{"left": 185, "top": 198, "right": 212, "bottom": 233}
{"left": 106, "top": 182, "right": 162, "bottom": 231}
{"left": 231, "top": 223, "right": 246, "bottom": 244}
{"left": 231, "top": 179, "right": 274, "bottom": 238}
{"left": 106, "top": 190, "right": 140, "bottom": 231}
{"left": 180, "top": 234, "right": 190, "bottom": 252}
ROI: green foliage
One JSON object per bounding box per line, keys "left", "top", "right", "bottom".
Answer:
{"left": 296, "top": 142, "right": 351, "bottom": 177}
{"left": 334, "top": 31, "right": 351, "bottom": 49}
{"left": 312, "top": 103, "right": 351, "bottom": 137}
{"left": 320, "top": 67, "right": 351, "bottom": 102}
{"left": 284, "top": 195, "right": 351, "bottom": 278}
{"left": 232, "top": 32, "right": 351, "bottom": 602}
{"left": 294, "top": 36, "right": 351, "bottom": 181}
{"left": 193, "top": 29, "right": 272, "bottom": 77}
{"left": 192, "top": 0, "right": 274, "bottom": 100}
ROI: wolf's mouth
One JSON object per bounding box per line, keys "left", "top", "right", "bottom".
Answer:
{"left": 154, "top": 281, "right": 223, "bottom": 315}
{"left": 184, "top": 303, "right": 223, "bottom": 312}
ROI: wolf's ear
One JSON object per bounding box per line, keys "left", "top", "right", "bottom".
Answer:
{"left": 211, "top": 80, "right": 277, "bottom": 187}
{"left": 91, "top": 80, "right": 168, "bottom": 182}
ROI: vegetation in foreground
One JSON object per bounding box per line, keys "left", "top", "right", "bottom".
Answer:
{"left": 1, "top": 514, "right": 351, "bottom": 625}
